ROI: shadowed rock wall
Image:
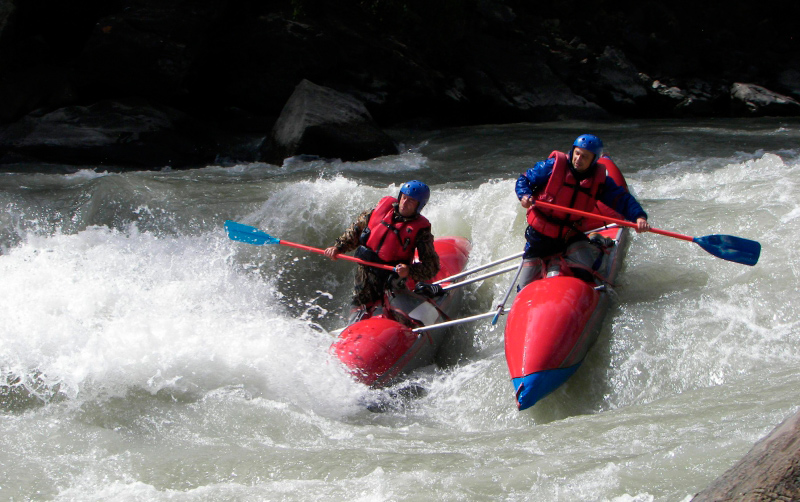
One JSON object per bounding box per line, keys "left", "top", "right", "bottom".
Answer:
{"left": 1, "top": 0, "right": 798, "bottom": 170}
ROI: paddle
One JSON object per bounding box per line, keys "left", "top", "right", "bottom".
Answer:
{"left": 224, "top": 220, "right": 396, "bottom": 271}
{"left": 532, "top": 201, "right": 761, "bottom": 266}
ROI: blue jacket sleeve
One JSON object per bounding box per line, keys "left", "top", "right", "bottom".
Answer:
{"left": 599, "top": 177, "right": 648, "bottom": 222}
{"left": 515, "top": 158, "right": 554, "bottom": 199}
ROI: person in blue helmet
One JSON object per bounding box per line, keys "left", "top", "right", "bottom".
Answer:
{"left": 325, "top": 180, "right": 441, "bottom": 320}
{"left": 515, "top": 134, "right": 650, "bottom": 287}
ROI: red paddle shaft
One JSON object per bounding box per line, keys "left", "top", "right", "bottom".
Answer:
{"left": 533, "top": 200, "right": 692, "bottom": 242}
{"left": 279, "top": 240, "right": 397, "bottom": 271}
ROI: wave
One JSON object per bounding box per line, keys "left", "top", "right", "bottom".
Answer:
{"left": 1, "top": 146, "right": 798, "bottom": 421}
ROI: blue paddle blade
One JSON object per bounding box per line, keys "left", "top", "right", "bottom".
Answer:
{"left": 693, "top": 234, "right": 761, "bottom": 266}
{"left": 225, "top": 220, "right": 280, "bottom": 246}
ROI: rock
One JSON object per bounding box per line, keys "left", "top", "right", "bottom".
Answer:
{"left": 77, "top": 0, "right": 226, "bottom": 100}
{"left": 1, "top": 1, "right": 799, "bottom": 171}
{"left": 476, "top": 0, "right": 516, "bottom": 24}
{"left": 458, "top": 35, "right": 608, "bottom": 123}
{"left": 775, "top": 68, "right": 800, "bottom": 100}
{"left": 590, "top": 46, "right": 649, "bottom": 113}
{"left": 261, "top": 79, "right": 398, "bottom": 164}
{"left": 692, "top": 409, "right": 800, "bottom": 501}
{"left": 730, "top": 83, "right": 800, "bottom": 117}
{"left": 199, "top": 10, "right": 442, "bottom": 127}
{"left": 0, "top": 65, "right": 78, "bottom": 122}
{"left": 0, "top": 0, "right": 14, "bottom": 38}
{"left": 498, "top": 60, "right": 607, "bottom": 121}
{"left": 648, "top": 78, "right": 730, "bottom": 117}
{"left": 675, "top": 80, "right": 728, "bottom": 116}
{"left": 0, "top": 98, "right": 216, "bottom": 168}
{"left": 650, "top": 78, "right": 687, "bottom": 104}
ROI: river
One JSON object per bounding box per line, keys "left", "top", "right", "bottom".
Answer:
{"left": 1, "top": 118, "right": 799, "bottom": 501}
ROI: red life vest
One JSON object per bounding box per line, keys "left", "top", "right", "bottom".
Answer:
{"left": 526, "top": 151, "right": 607, "bottom": 239}
{"left": 363, "top": 196, "right": 431, "bottom": 264}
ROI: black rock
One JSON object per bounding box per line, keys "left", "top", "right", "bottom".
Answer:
{"left": 0, "top": 98, "right": 216, "bottom": 168}
{"left": 261, "top": 80, "right": 398, "bottom": 164}
{"left": 730, "top": 83, "right": 800, "bottom": 117}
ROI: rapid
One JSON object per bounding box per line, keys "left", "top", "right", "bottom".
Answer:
{"left": 1, "top": 118, "right": 799, "bottom": 501}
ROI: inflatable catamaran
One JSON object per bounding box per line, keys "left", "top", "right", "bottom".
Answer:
{"left": 330, "top": 237, "right": 471, "bottom": 388}
{"left": 504, "top": 155, "right": 632, "bottom": 410}
{"left": 503, "top": 153, "right": 761, "bottom": 410}
{"left": 225, "top": 172, "right": 758, "bottom": 409}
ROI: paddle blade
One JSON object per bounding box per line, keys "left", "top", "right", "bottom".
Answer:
{"left": 225, "top": 220, "right": 280, "bottom": 246}
{"left": 693, "top": 234, "right": 761, "bottom": 266}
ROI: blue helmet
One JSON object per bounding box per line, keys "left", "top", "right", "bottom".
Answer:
{"left": 398, "top": 180, "right": 430, "bottom": 213}
{"left": 571, "top": 134, "right": 604, "bottom": 166}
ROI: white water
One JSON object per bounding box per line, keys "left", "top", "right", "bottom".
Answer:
{"left": 1, "top": 119, "right": 799, "bottom": 501}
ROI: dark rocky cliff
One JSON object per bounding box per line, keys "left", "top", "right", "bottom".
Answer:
{"left": 1, "top": 0, "right": 798, "bottom": 170}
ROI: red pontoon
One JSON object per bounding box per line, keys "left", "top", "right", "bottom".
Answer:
{"left": 504, "top": 156, "right": 632, "bottom": 410}
{"left": 331, "top": 237, "right": 471, "bottom": 388}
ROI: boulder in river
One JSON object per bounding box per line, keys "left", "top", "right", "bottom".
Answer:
{"left": 261, "top": 79, "right": 398, "bottom": 164}
{"left": 692, "top": 409, "right": 800, "bottom": 501}
{"left": 730, "top": 83, "right": 800, "bottom": 117}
